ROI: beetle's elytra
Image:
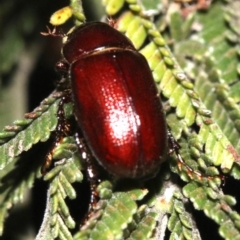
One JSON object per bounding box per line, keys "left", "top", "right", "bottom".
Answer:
{"left": 60, "top": 22, "right": 168, "bottom": 178}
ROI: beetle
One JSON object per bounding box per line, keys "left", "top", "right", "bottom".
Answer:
{"left": 57, "top": 21, "right": 169, "bottom": 179}
{"left": 51, "top": 21, "right": 168, "bottom": 179}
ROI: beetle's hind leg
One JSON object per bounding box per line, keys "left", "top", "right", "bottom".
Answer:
{"left": 167, "top": 129, "right": 202, "bottom": 179}
{"left": 167, "top": 128, "right": 224, "bottom": 182}
{"left": 75, "top": 135, "right": 101, "bottom": 211}
{"left": 74, "top": 134, "right": 101, "bottom": 222}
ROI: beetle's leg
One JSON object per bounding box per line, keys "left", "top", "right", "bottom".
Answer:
{"left": 167, "top": 129, "right": 201, "bottom": 178}
{"left": 75, "top": 134, "right": 101, "bottom": 217}
{"left": 167, "top": 128, "right": 224, "bottom": 181}
{"left": 41, "top": 91, "right": 72, "bottom": 174}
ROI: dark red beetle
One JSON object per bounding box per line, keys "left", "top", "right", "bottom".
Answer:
{"left": 58, "top": 22, "right": 168, "bottom": 179}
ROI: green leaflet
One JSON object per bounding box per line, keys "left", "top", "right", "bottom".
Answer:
{"left": 183, "top": 182, "right": 240, "bottom": 240}
{"left": 0, "top": 94, "right": 61, "bottom": 170}
{"left": 37, "top": 137, "right": 83, "bottom": 240}
{"left": 191, "top": 2, "right": 240, "bottom": 155}
{"left": 75, "top": 186, "right": 148, "bottom": 240}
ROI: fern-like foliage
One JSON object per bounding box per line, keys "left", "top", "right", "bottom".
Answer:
{"left": 36, "top": 137, "right": 83, "bottom": 240}
{"left": 0, "top": 0, "right": 240, "bottom": 240}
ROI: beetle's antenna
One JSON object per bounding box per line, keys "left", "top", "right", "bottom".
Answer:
{"left": 41, "top": 25, "right": 66, "bottom": 37}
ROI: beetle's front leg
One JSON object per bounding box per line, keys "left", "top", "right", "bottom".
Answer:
{"left": 41, "top": 91, "right": 72, "bottom": 174}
